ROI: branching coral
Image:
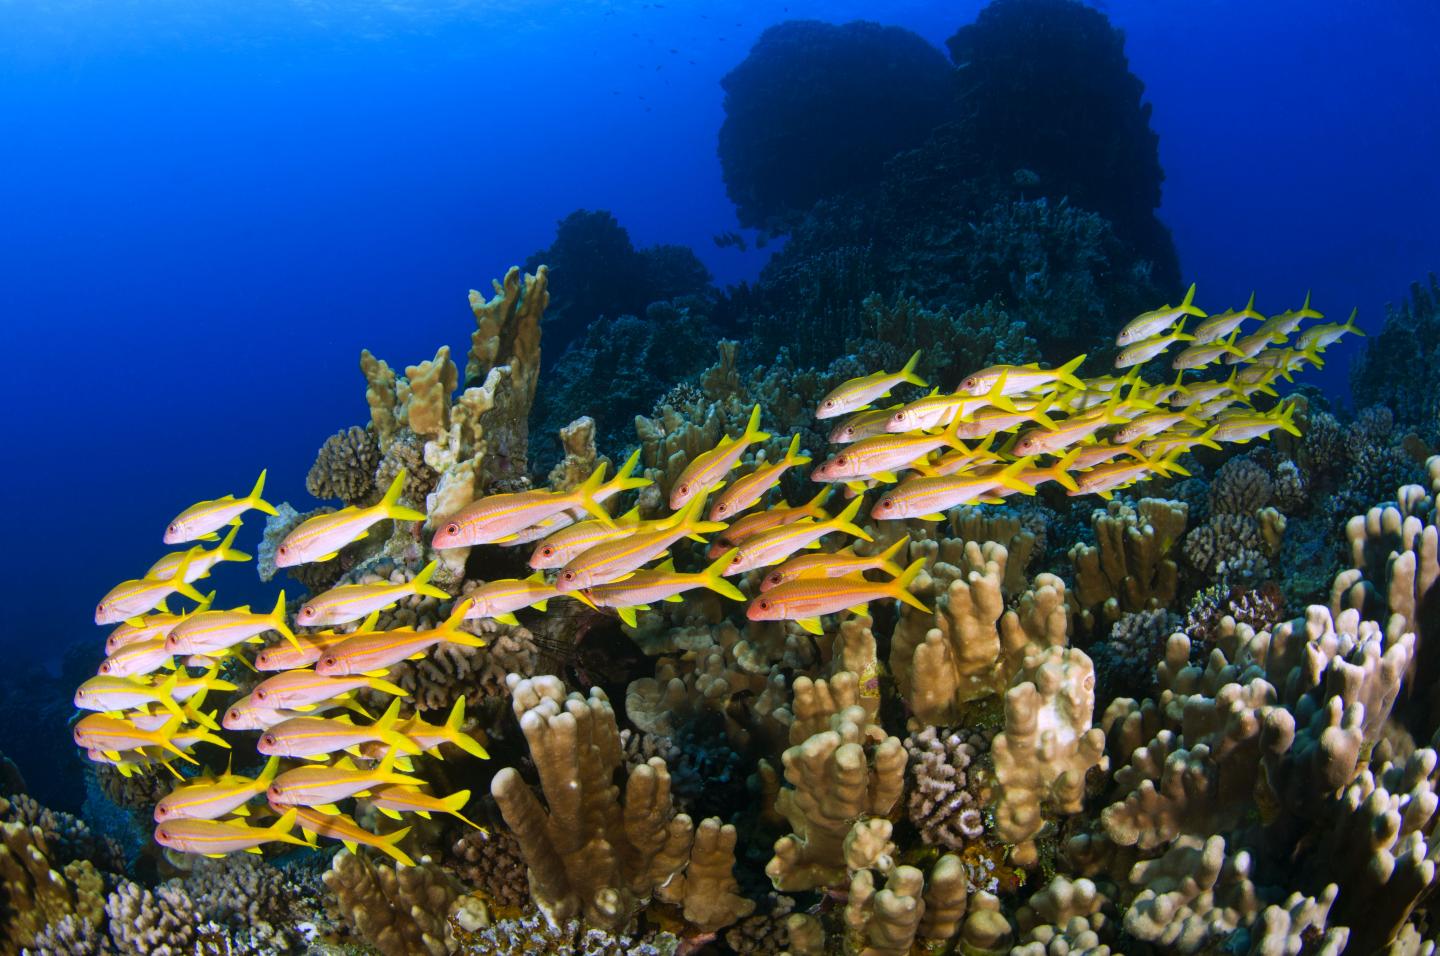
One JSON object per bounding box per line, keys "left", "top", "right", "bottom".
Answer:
{"left": 323, "top": 849, "right": 463, "bottom": 956}
{"left": 1069, "top": 498, "right": 1187, "bottom": 633}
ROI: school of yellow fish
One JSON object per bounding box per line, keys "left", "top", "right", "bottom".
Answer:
{"left": 76, "top": 285, "right": 1359, "bottom": 863}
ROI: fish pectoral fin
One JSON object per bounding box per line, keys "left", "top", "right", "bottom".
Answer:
{"left": 795, "top": 617, "right": 824, "bottom": 635}
{"left": 378, "top": 807, "right": 403, "bottom": 820}
{"left": 318, "top": 552, "right": 340, "bottom": 562}
{"left": 198, "top": 533, "right": 221, "bottom": 542}
{"left": 871, "top": 471, "right": 899, "bottom": 483}
{"left": 313, "top": 804, "right": 343, "bottom": 815}
{"left": 918, "top": 513, "right": 946, "bottom": 522}
{"left": 494, "top": 613, "right": 520, "bottom": 626}
{"left": 616, "top": 607, "right": 638, "bottom": 628}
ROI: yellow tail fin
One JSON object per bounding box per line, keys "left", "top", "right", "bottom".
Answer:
{"left": 888, "top": 558, "right": 931, "bottom": 613}
{"left": 378, "top": 470, "right": 426, "bottom": 522}
{"left": 573, "top": 462, "right": 616, "bottom": 527}
{"left": 740, "top": 404, "right": 771, "bottom": 447}
{"left": 829, "top": 496, "right": 874, "bottom": 542}
{"left": 245, "top": 469, "right": 279, "bottom": 517}
{"left": 873, "top": 534, "right": 909, "bottom": 578}
{"left": 1054, "top": 353, "right": 1088, "bottom": 391}
{"left": 701, "top": 550, "right": 746, "bottom": 601}
{"left": 1179, "top": 282, "right": 1206, "bottom": 318}
{"left": 898, "top": 349, "right": 927, "bottom": 388}
{"left": 782, "top": 433, "right": 810, "bottom": 467}
{"left": 377, "top": 826, "right": 416, "bottom": 867}
{"left": 442, "top": 697, "right": 490, "bottom": 759}
{"left": 409, "top": 561, "right": 450, "bottom": 601}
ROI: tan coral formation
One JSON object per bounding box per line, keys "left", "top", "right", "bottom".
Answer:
{"left": 492, "top": 674, "right": 753, "bottom": 934}
{"left": 323, "top": 849, "right": 464, "bottom": 956}
{"left": 1069, "top": 498, "right": 1187, "bottom": 632}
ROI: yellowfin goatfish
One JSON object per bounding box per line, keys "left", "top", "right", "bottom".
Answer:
{"left": 1209, "top": 403, "right": 1301, "bottom": 443}
{"left": 1295, "top": 308, "right": 1364, "bottom": 351}
{"left": 815, "top": 350, "right": 926, "bottom": 419}
{"left": 164, "top": 470, "right": 278, "bottom": 544}
{"left": 105, "top": 594, "right": 215, "bottom": 654}
{"left": 74, "top": 671, "right": 184, "bottom": 717}
{"left": 147, "top": 525, "right": 250, "bottom": 583}
{"left": 1171, "top": 332, "right": 1247, "bottom": 370}
{"left": 1115, "top": 283, "right": 1205, "bottom": 345}
{"left": 368, "top": 786, "right": 484, "bottom": 830}
{"left": 1114, "top": 322, "right": 1196, "bottom": 368}
{"left": 224, "top": 693, "right": 366, "bottom": 732}
{"left": 556, "top": 495, "right": 727, "bottom": 591}
{"left": 1010, "top": 404, "right": 1125, "bottom": 457}
{"left": 669, "top": 404, "right": 771, "bottom": 509}
{"left": 710, "top": 434, "right": 811, "bottom": 520}
{"left": 315, "top": 600, "right": 483, "bottom": 676}
{"left": 951, "top": 393, "right": 1061, "bottom": 438}
{"left": 1110, "top": 410, "right": 1207, "bottom": 445}
{"left": 957, "top": 355, "right": 1087, "bottom": 397}
{"left": 711, "top": 486, "right": 831, "bottom": 554}
{"left": 1252, "top": 291, "right": 1323, "bottom": 344}
{"left": 98, "top": 637, "right": 174, "bottom": 678}
{"left": 153, "top": 757, "right": 281, "bottom": 822}
{"left": 871, "top": 460, "right": 1033, "bottom": 521}
{"left": 760, "top": 535, "right": 908, "bottom": 592}
{"left": 504, "top": 449, "right": 649, "bottom": 545}
{"left": 255, "top": 612, "right": 378, "bottom": 671}
{"left": 278, "top": 471, "right": 426, "bottom": 567}
{"left": 830, "top": 404, "right": 905, "bottom": 444}
{"left": 95, "top": 549, "right": 207, "bottom": 625}
{"left": 1225, "top": 328, "right": 1280, "bottom": 364}
{"left": 281, "top": 805, "right": 415, "bottom": 867}
{"left": 432, "top": 462, "right": 625, "bottom": 549}
{"left": 1191, "top": 292, "right": 1264, "bottom": 344}
{"left": 267, "top": 750, "right": 423, "bottom": 810}
{"left": 154, "top": 808, "right": 308, "bottom": 857}
{"left": 811, "top": 415, "right": 969, "bottom": 484}
{"left": 250, "top": 669, "right": 406, "bottom": 711}
{"left": 724, "top": 497, "right": 873, "bottom": 575}
{"left": 462, "top": 574, "right": 560, "bottom": 625}
{"left": 258, "top": 699, "right": 418, "bottom": 759}
{"left": 167, "top": 592, "right": 297, "bottom": 655}
{"left": 528, "top": 507, "right": 640, "bottom": 570}
{"left": 885, "top": 375, "right": 1020, "bottom": 433}
{"left": 1068, "top": 452, "right": 1187, "bottom": 499}
{"left": 364, "top": 698, "right": 489, "bottom": 760}
{"left": 296, "top": 560, "right": 449, "bottom": 627}
{"left": 73, "top": 713, "right": 193, "bottom": 763}
{"left": 581, "top": 551, "right": 745, "bottom": 627}
{"left": 746, "top": 558, "right": 929, "bottom": 634}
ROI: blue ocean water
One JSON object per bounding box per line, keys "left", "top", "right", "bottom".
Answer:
{"left": 0, "top": 0, "right": 1437, "bottom": 800}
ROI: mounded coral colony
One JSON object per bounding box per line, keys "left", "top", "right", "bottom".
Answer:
{"left": 7, "top": 2, "right": 1440, "bottom": 955}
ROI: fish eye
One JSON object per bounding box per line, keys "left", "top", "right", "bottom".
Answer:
{"left": 730, "top": 553, "right": 742, "bottom": 565}
{"left": 268, "top": 785, "right": 281, "bottom": 797}
{"left": 254, "top": 689, "right": 267, "bottom": 701}
{"left": 837, "top": 455, "right": 849, "bottom": 466}
{"left": 227, "top": 708, "right": 240, "bottom": 721}
{"left": 877, "top": 499, "right": 894, "bottom": 511}
{"left": 716, "top": 503, "right": 729, "bottom": 515}
{"left": 96, "top": 603, "right": 106, "bottom": 614}
{"left": 99, "top": 662, "right": 111, "bottom": 674}
{"left": 302, "top": 605, "right": 316, "bottom": 617}
{"left": 157, "top": 829, "right": 169, "bottom": 840}
{"left": 277, "top": 545, "right": 289, "bottom": 556}
{"left": 322, "top": 656, "right": 337, "bottom": 668}
{"left": 261, "top": 734, "right": 276, "bottom": 747}
{"left": 758, "top": 600, "right": 770, "bottom": 610}
{"left": 167, "top": 524, "right": 177, "bottom": 534}
{"left": 540, "top": 546, "right": 553, "bottom": 557}
{"left": 678, "top": 483, "right": 690, "bottom": 494}
{"left": 562, "top": 571, "right": 575, "bottom": 581}
{"left": 823, "top": 399, "right": 835, "bottom": 408}
{"left": 445, "top": 523, "right": 460, "bottom": 537}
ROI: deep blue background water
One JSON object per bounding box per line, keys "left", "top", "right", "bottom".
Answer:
{"left": 1, "top": 0, "right": 1437, "bottom": 670}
